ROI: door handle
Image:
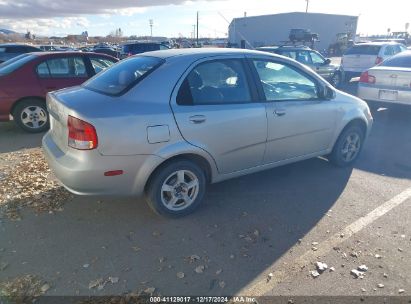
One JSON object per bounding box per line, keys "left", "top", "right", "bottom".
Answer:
{"left": 189, "top": 115, "right": 206, "bottom": 124}
{"left": 274, "top": 109, "right": 286, "bottom": 117}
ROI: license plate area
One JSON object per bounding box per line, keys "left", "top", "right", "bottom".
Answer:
{"left": 379, "top": 90, "right": 398, "bottom": 101}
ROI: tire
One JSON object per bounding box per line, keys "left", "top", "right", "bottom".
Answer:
{"left": 330, "top": 72, "right": 342, "bottom": 88}
{"left": 145, "top": 160, "right": 206, "bottom": 218}
{"left": 13, "top": 99, "right": 49, "bottom": 133}
{"left": 328, "top": 124, "right": 365, "bottom": 167}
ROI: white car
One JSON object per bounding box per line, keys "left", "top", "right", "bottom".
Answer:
{"left": 342, "top": 42, "right": 407, "bottom": 82}
{"left": 358, "top": 50, "right": 411, "bottom": 105}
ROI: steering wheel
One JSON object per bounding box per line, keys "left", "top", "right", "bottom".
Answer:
{"left": 261, "top": 80, "right": 281, "bottom": 99}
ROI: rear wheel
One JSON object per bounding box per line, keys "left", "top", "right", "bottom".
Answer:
{"left": 14, "top": 99, "right": 49, "bottom": 133}
{"left": 145, "top": 160, "right": 206, "bottom": 217}
{"left": 328, "top": 124, "right": 365, "bottom": 167}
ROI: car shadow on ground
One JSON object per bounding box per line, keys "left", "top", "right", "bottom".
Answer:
{"left": 0, "top": 122, "right": 45, "bottom": 153}
{"left": 0, "top": 157, "right": 353, "bottom": 296}
{"left": 339, "top": 81, "right": 411, "bottom": 180}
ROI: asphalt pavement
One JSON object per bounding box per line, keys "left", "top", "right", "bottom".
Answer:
{"left": 0, "top": 81, "right": 411, "bottom": 299}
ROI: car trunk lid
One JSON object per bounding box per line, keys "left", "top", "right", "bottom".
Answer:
{"left": 368, "top": 66, "right": 411, "bottom": 88}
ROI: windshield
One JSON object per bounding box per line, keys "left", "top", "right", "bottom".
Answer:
{"left": 381, "top": 53, "right": 411, "bottom": 68}
{"left": 0, "top": 54, "right": 36, "bottom": 75}
{"left": 345, "top": 45, "right": 382, "bottom": 55}
{"left": 83, "top": 56, "right": 163, "bottom": 95}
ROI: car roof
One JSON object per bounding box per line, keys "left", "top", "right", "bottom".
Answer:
{"left": 140, "top": 47, "right": 279, "bottom": 59}
{"left": 0, "top": 43, "right": 38, "bottom": 47}
{"left": 258, "top": 45, "right": 311, "bottom": 50}
{"left": 29, "top": 51, "right": 118, "bottom": 59}
{"left": 354, "top": 42, "right": 402, "bottom": 46}
{"left": 122, "top": 41, "right": 166, "bottom": 45}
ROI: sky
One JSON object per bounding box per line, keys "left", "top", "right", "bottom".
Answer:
{"left": 0, "top": 0, "right": 410, "bottom": 38}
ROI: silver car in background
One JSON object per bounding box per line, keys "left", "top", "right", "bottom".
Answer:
{"left": 358, "top": 51, "right": 411, "bottom": 105}
{"left": 342, "top": 42, "right": 407, "bottom": 82}
{"left": 42, "top": 48, "right": 373, "bottom": 217}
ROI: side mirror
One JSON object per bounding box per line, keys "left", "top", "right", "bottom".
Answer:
{"left": 324, "top": 58, "right": 331, "bottom": 65}
{"left": 320, "top": 86, "right": 335, "bottom": 100}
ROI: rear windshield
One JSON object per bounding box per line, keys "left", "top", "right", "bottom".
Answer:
{"left": 0, "top": 54, "right": 36, "bottom": 75}
{"left": 345, "top": 45, "right": 382, "bottom": 55}
{"left": 381, "top": 54, "right": 411, "bottom": 68}
{"left": 83, "top": 56, "right": 163, "bottom": 95}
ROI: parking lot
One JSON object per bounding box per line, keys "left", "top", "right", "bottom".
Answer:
{"left": 1, "top": 81, "right": 411, "bottom": 299}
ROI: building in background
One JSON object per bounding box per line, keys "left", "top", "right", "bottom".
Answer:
{"left": 228, "top": 12, "right": 358, "bottom": 52}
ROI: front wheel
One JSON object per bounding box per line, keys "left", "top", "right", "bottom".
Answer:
{"left": 145, "top": 160, "right": 206, "bottom": 217}
{"left": 328, "top": 125, "right": 365, "bottom": 167}
{"left": 330, "top": 72, "right": 342, "bottom": 88}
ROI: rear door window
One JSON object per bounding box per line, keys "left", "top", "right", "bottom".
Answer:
{"left": 84, "top": 56, "right": 163, "bottom": 95}
{"left": 295, "top": 51, "right": 312, "bottom": 65}
{"left": 345, "top": 45, "right": 382, "bottom": 55}
{"left": 177, "top": 59, "right": 252, "bottom": 106}
{"left": 36, "top": 62, "right": 50, "bottom": 77}
{"left": 41, "top": 57, "right": 88, "bottom": 78}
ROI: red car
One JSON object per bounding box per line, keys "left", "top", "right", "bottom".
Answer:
{"left": 0, "top": 52, "right": 118, "bottom": 132}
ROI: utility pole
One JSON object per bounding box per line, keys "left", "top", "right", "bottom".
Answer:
{"left": 305, "top": 0, "right": 309, "bottom": 13}
{"left": 196, "top": 11, "right": 199, "bottom": 46}
{"left": 149, "top": 19, "right": 153, "bottom": 37}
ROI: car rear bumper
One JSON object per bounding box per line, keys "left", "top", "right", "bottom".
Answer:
{"left": 42, "top": 132, "right": 164, "bottom": 197}
{"left": 358, "top": 84, "right": 411, "bottom": 105}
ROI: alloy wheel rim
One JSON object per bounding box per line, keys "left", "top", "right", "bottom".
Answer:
{"left": 20, "top": 106, "right": 47, "bottom": 129}
{"left": 160, "top": 170, "right": 199, "bottom": 211}
{"left": 341, "top": 132, "right": 361, "bottom": 162}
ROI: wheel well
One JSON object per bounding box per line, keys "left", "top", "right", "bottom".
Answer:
{"left": 342, "top": 118, "right": 367, "bottom": 137}
{"left": 329, "top": 118, "right": 368, "bottom": 155}
{"left": 10, "top": 97, "right": 46, "bottom": 117}
{"left": 144, "top": 153, "right": 213, "bottom": 192}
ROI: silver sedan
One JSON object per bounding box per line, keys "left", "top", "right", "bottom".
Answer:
{"left": 358, "top": 51, "right": 411, "bottom": 105}
{"left": 42, "top": 48, "right": 373, "bottom": 217}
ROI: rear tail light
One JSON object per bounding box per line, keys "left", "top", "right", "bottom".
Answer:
{"left": 375, "top": 56, "right": 383, "bottom": 65}
{"left": 68, "top": 115, "right": 98, "bottom": 150}
{"left": 359, "top": 71, "right": 376, "bottom": 84}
